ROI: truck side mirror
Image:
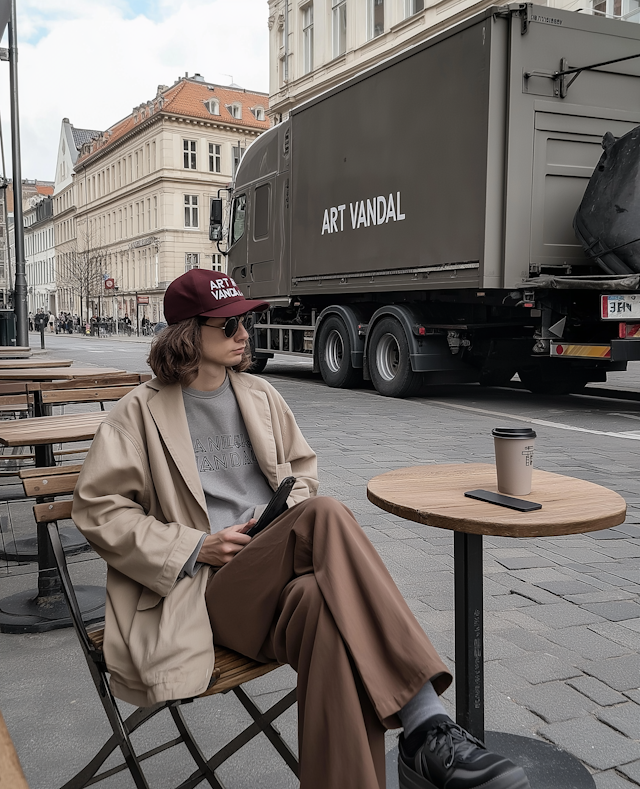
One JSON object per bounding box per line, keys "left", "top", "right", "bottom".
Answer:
{"left": 209, "top": 198, "right": 223, "bottom": 241}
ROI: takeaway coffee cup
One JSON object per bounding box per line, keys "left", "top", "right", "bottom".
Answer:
{"left": 492, "top": 427, "right": 537, "bottom": 496}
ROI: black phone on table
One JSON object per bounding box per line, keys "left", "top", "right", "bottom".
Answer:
{"left": 464, "top": 489, "right": 542, "bottom": 512}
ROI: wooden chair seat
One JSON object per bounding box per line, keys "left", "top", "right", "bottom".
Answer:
{"left": 87, "top": 628, "right": 281, "bottom": 697}
{"left": 0, "top": 710, "right": 29, "bottom": 788}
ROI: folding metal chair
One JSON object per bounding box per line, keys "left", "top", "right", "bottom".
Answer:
{"left": 45, "top": 515, "right": 298, "bottom": 789}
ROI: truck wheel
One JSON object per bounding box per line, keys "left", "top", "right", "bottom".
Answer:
{"left": 250, "top": 356, "right": 269, "bottom": 374}
{"left": 368, "top": 317, "right": 423, "bottom": 398}
{"left": 317, "top": 315, "right": 362, "bottom": 388}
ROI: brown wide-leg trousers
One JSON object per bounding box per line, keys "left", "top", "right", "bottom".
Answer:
{"left": 205, "top": 496, "right": 452, "bottom": 789}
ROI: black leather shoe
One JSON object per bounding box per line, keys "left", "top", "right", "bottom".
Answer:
{"left": 398, "top": 719, "right": 530, "bottom": 789}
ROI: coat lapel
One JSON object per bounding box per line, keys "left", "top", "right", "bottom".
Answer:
{"left": 147, "top": 382, "right": 208, "bottom": 516}
{"left": 230, "top": 372, "right": 278, "bottom": 490}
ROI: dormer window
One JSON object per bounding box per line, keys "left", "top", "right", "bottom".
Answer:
{"left": 228, "top": 103, "right": 242, "bottom": 120}
{"left": 205, "top": 98, "right": 220, "bottom": 115}
{"left": 252, "top": 106, "right": 265, "bottom": 121}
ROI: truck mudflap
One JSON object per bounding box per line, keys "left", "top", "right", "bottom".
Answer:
{"left": 551, "top": 340, "right": 640, "bottom": 362}
{"left": 574, "top": 127, "right": 640, "bottom": 276}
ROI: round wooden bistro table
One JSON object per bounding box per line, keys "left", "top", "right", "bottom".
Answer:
{"left": 368, "top": 463, "right": 627, "bottom": 789}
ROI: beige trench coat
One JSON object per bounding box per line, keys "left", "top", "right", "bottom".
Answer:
{"left": 72, "top": 371, "right": 318, "bottom": 706}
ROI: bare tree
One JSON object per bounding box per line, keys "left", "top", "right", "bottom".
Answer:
{"left": 57, "top": 222, "right": 106, "bottom": 323}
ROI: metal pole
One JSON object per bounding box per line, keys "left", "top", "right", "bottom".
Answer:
{"left": 8, "top": 1, "right": 27, "bottom": 347}
{"left": 454, "top": 532, "right": 485, "bottom": 740}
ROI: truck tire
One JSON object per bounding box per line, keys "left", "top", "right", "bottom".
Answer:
{"left": 368, "top": 317, "right": 423, "bottom": 398}
{"left": 317, "top": 315, "right": 362, "bottom": 388}
{"left": 250, "top": 356, "right": 269, "bottom": 374}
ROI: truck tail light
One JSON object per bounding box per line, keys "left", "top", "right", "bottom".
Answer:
{"left": 620, "top": 323, "right": 640, "bottom": 339}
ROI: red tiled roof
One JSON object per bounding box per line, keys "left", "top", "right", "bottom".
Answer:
{"left": 76, "top": 79, "right": 270, "bottom": 167}
{"left": 36, "top": 184, "right": 54, "bottom": 196}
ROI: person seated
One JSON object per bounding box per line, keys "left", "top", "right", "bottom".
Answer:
{"left": 72, "top": 270, "right": 530, "bottom": 789}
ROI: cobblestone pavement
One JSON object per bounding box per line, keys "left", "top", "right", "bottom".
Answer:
{"left": 3, "top": 335, "right": 640, "bottom": 788}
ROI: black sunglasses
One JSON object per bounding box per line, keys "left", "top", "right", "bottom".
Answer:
{"left": 201, "top": 313, "right": 255, "bottom": 338}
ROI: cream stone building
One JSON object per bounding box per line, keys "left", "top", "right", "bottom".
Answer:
{"left": 267, "top": 0, "right": 640, "bottom": 120}
{"left": 63, "top": 76, "right": 269, "bottom": 326}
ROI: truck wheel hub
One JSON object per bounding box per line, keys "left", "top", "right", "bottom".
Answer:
{"left": 376, "top": 333, "right": 400, "bottom": 381}
{"left": 325, "top": 329, "right": 344, "bottom": 373}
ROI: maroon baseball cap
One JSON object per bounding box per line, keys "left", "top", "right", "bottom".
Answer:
{"left": 164, "top": 269, "right": 269, "bottom": 325}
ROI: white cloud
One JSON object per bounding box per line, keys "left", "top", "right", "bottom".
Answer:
{"left": 0, "top": 0, "right": 269, "bottom": 181}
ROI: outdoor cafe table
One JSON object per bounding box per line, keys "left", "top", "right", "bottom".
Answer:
{"left": 0, "top": 346, "right": 30, "bottom": 359}
{"left": 368, "top": 463, "right": 626, "bottom": 789}
{"left": 0, "top": 366, "right": 124, "bottom": 381}
{"left": 0, "top": 411, "right": 107, "bottom": 634}
{"left": 0, "top": 366, "right": 125, "bottom": 419}
{"left": 0, "top": 358, "right": 72, "bottom": 369}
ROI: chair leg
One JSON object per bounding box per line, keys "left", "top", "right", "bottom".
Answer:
{"left": 175, "top": 687, "right": 298, "bottom": 789}
{"left": 233, "top": 687, "right": 299, "bottom": 776}
{"left": 60, "top": 696, "right": 166, "bottom": 789}
{"left": 169, "top": 705, "right": 227, "bottom": 789}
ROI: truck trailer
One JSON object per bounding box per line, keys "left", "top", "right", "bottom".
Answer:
{"left": 214, "top": 3, "right": 640, "bottom": 397}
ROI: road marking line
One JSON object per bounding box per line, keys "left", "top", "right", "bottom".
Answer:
{"left": 426, "top": 400, "right": 640, "bottom": 441}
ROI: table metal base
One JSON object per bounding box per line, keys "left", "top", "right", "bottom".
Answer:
{"left": 0, "top": 585, "right": 104, "bottom": 633}
{"left": 385, "top": 733, "right": 595, "bottom": 789}
{"left": 0, "top": 526, "right": 89, "bottom": 562}
{"left": 485, "top": 733, "right": 595, "bottom": 789}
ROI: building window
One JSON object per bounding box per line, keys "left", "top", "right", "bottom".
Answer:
{"left": 209, "top": 143, "right": 221, "bottom": 173}
{"left": 592, "top": 0, "right": 640, "bottom": 18}
{"left": 303, "top": 4, "right": 314, "bottom": 74}
{"left": 154, "top": 196, "right": 158, "bottom": 228}
{"left": 184, "top": 195, "right": 199, "bottom": 228}
{"left": 252, "top": 106, "right": 265, "bottom": 121}
{"left": 229, "top": 103, "right": 242, "bottom": 119}
{"left": 185, "top": 253, "right": 200, "bottom": 271}
{"left": 205, "top": 99, "right": 220, "bottom": 115}
{"left": 405, "top": 0, "right": 424, "bottom": 17}
{"left": 183, "top": 139, "right": 197, "bottom": 169}
{"left": 147, "top": 198, "right": 151, "bottom": 231}
{"left": 368, "top": 0, "right": 384, "bottom": 39}
{"left": 135, "top": 152, "right": 140, "bottom": 179}
{"left": 152, "top": 140, "right": 157, "bottom": 170}
{"left": 212, "top": 253, "right": 223, "bottom": 271}
{"left": 332, "top": 0, "right": 347, "bottom": 58}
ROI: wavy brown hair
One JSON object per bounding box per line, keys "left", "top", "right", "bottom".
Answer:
{"left": 147, "top": 317, "right": 252, "bottom": 386}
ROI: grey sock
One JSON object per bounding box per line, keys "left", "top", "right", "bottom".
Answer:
{"left": 398, "top": 680, "right": 449, "bottom": 737}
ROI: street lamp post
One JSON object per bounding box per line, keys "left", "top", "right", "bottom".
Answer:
{"left": 8, "top": 0, "right": 28, "bottom": 347}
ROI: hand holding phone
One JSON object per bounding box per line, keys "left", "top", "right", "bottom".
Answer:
{"left": 244, "top": 477, "right": 296, "bottom": 538}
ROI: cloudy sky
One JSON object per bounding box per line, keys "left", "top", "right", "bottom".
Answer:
{"left": 0, "top": 0, "right": 270, "bottom": 181}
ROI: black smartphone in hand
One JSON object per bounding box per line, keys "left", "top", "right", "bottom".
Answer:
{"left": 245, "top": 476, "right": 296, "bottom": 538}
